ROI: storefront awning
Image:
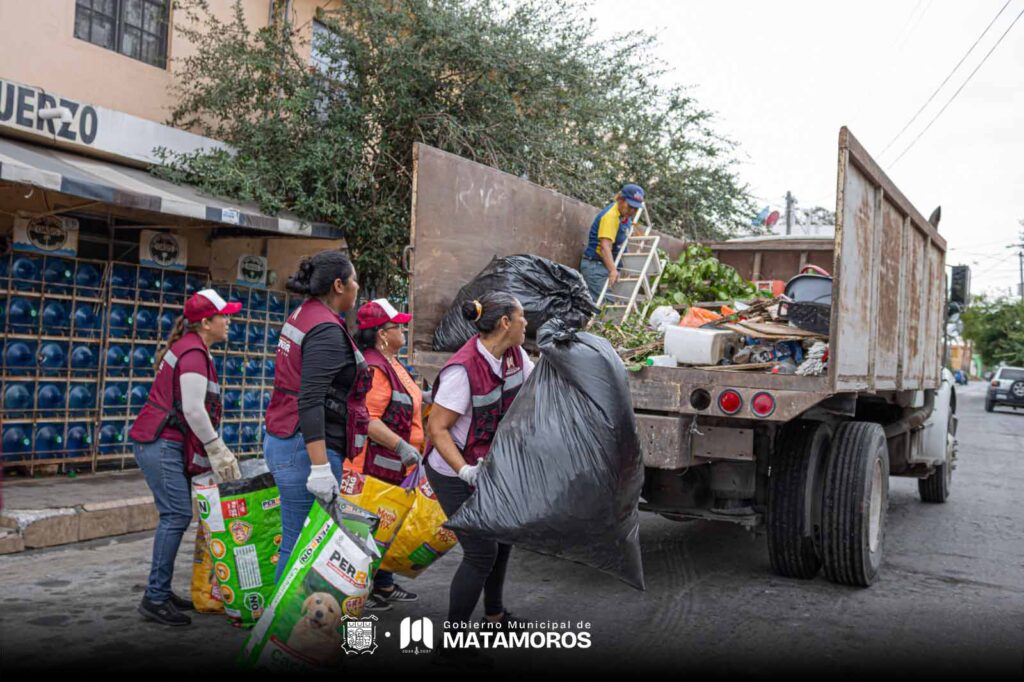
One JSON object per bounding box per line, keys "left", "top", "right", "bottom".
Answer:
{"left": 0, "top": 136, "right": 342, "bottom": 239}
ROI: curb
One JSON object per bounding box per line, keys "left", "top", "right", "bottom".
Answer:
{"left": 0, "top": 495, "right": 159, "bottom": 553}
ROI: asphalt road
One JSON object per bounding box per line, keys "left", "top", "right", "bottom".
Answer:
{"left": 1, "top": 381, "right": 1021, "bottom": 679}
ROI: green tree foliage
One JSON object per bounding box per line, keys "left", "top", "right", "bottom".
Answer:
{"left": 160, "top": 0, "right": 758, "bottom": 293}
{"left": 960, "top": 296, "right": 1024, "bottom": 367}
{"left": 652, "top": 245, "right": 759, "bottom": 309}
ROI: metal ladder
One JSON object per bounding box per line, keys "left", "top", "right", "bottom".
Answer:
{"left": 595, "top": 205, "right": 665, "bottom": 325}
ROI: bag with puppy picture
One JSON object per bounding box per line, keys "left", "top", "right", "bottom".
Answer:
{"left": 239, "top": 497, "right": 381, "bottom": 670}
{"left": 198, "top": 465, "right": 283, "bottom": 628}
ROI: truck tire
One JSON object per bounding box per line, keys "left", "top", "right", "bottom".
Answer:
{"left": 919, "top": 406, "right": 954, "bottom": 503}
{"left": 984, "top": 397, "right": 994, "bottom": 412}
{"left": 821, "top": 422, "right": 889, "bottom": 587}
{"left": 766, "top": 421, "right": 831, "bottom": 579}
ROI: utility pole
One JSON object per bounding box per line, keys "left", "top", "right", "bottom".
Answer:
{"left": 785, "top": 191, "right": 797, "bottom": 236}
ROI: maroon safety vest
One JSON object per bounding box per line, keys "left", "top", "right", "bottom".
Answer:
{"left": 431, "top": 336, "right": 525, "bottom": 465}
{"left": 264, "top": 298, "right": 371, "bottom": 457}
{"left": 360, "top": 348, "right": 414, "bottom": 484}
{"left": 128, "top": 331, "right": 220, "bottom": 477}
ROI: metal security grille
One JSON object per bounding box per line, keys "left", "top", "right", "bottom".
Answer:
{"left": 74, "top": 0, "right": 170, "bottom": 69}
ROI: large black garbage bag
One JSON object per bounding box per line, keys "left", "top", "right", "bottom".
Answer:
{"left": 431, "top": 255, "right": 598, "bottom": 352}
{"left": 445, "top": 318, "right": 645, "bottom": 590}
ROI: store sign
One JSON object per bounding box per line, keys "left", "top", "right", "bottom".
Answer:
{"left": 140, "top": 230, "right": 187, "bottom": 270}
{"left": 13, "top": 215, "right": 79, "bottom": 256}
{"left": 0, "top": 77, "right": 230, "bottom": 166}
{"left": 237, "top": 255, "right": 268, "bottom": 287}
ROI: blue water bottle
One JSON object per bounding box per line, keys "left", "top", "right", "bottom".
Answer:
{"left": 103, "top": 383, "right": 128, "bottom": 414}
{"left": 3, "top": 425, "right": 32, "bottom": 457}
{"left": 74, "top": 262, "right": 102, "bottom": 297}
{"left": 11, "top": 256, "right": 40, "bottom": 291}
{"left": 268, "top": 292, "right": 285, "bottom": 320}
{"left": 212, "top": 354, "right": 225, "bottom": 378}
{"left": 135, "top": 307, "right": 158, "bottom": 339}
{"left": 158, "top": 310, "right": 177, "bottom": 336}
{"left": 37, "top": 382, "right": 65, "bottom": 415}
{"left": 35, "top": 424, "right": 65, "bottom": 454}
{"left": 67, "top": 424, "right": 93, "bottom": 453}
{"left": 132, "top": 345, "right": 155, "bottom": 373}
{"left": 243, "top": 389, "right": 260, "bottom": 413}
{"left": 8, "top": 296, "right": 38, "bottom": 332}
{"left": 111, "top": 264, "right": 136, "bottom": 299}
{"left": 42, "top": 300, "right": 70, "bottom": 333}
{"left": 38, "top": 341, "right": 68, "bottom": 374}
{"left": 186, "top": 274, "right": 206, "bottom": 297}
{"left": 222, "top": 423, "right": 240, "bottom": 447}
{"left": 228, "top": 321, "right": 246, "bottom": 349}
{"left": 247, "top": 323, "right": 266, "bottom": 351}
{"left": 264, "top": 358, "right": 275, "bottom": 379}
{"left": 137, "top": 268, "right": 159, "bottom": 301}
{"left": 73, "top": 304, "right": 100, "bottom": 337}
{"left": 3, "top": 383, "right": 33, "bottom": 415}
{"left": 99, "top": 421, "right": 126, "bottom": 453}
{"left": 109, "top": 304, "right": 133, "bottom": 338}
{"left": 43, "top": 258, "right": 74, "bottom": 293}
{"left": 223, "top": 389, "right": 242, "bottom": 414}
{"left": 106, "top": 344, "right": 131, "bottom": 375}
{"left": 266, "top": 325, "right": 281, "bottom": 349}
{"left": 4, "top": 340, "right": 36, "bottom": 374}
{"left": 161, "top": 272, "right": 185, "bottom": 302}
{"left": 225, "top": 356, "right": 243, "bottom": 379}
{"left": 68, "top": 384, "right": 96, "bottom": 412}
{"left": 71, "top": 344, "right": 98, "bottom": 374}
{"left": 243, "top": 358, "right": 261, "bottom": 379}
{"left": 130, "top": 383, "right": 151, "bottom": 409}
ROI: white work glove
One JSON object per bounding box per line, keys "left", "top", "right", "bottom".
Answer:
{"left": 457, "top": 463, "right": 481, "bottom": 486}
{"left": 306, "top": 463, "right": 338, "bottom": 502}
{"left": 395, "top": 439, "right": 422, "bottom": 468}
{"left": 205, "top": 437, "right": 241, "bottom": 483}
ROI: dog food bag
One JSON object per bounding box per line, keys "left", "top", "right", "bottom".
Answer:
{"left": 379, "top": 473, "right": 459, "bottom": 578}
{"left": 190, "top": 474, "right": 224, "bottom": 613}
{"left": 340, "top": 465, "right": 416, "bottom": 557}
{"left": 198, "top": 471, "right": 282, "bottom": 628}
{"left": 240, "top": 499, "right": 379, "bottom": 670}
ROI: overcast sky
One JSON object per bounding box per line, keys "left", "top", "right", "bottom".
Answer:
{"left": 588, "top": 0, "right": 1024, "bottom": 297}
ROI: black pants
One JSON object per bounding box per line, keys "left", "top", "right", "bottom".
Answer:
{"left": 426, "top": 458, "right": 512, "bottom": 624}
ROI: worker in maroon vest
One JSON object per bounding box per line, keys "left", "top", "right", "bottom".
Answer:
{"left": 129, "top": 289, "right": 242, "bottom": 627}
{"left": 351, "top": 298, "right": 424, "bottom": 611}
{"left": 425, "top": 291, "right": 535, "bottom": 651}
{"left": 264, "top": 250, "right": 371, "bottom": 582}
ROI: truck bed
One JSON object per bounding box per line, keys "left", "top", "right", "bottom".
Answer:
{"left": 406, "top": 128, "right": 946, "bottom": 423}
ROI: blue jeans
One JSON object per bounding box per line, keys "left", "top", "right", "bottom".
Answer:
{"left": 264, "top": 433, "right": 344, "bottom": 583}
{"left": 579, "top": 258, "right": 609, "bottom": 303}
{"left": 134, "top": 439, "right": 192, "bottom": 603}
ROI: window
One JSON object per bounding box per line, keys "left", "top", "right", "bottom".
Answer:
{"left": 74, "top": 0, "right": 170, "bottom": 69}
{"left": 997, "top": 368, "right": 1024, "bottom": 381}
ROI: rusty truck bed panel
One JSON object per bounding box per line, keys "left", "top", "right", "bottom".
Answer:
{"left": 408, "top": 128, "right": 946, "bottom": 418}
{"left": 831, "top": 128, "right": 945, "bottom": 392}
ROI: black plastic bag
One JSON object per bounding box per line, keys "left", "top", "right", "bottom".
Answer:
{"left": 431, "top": 255, "right": 598, "bottom": 352}
{"left": 445, "top": 319, "right": 646, "bottom": 590}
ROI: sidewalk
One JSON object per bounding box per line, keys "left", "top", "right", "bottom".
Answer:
{"left": 0, "top": 470, "right": 158, "bottom": 554}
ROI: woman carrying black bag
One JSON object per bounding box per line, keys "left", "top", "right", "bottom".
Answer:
{"left": 424, "top": 291, "right": 534, "bottom": 659}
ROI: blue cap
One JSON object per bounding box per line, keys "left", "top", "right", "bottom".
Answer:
{"left": 620, "top": 183, "right": 645, "bottom": 208}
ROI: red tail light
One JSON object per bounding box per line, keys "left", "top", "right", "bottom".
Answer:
{"left": 991, "top": 379, "right": 1000, "bottom": 387}
{"left": 751, "top": 392, "right": 776, "bottom": 417}
{"left": 718, "top": 389, "right": 742, "bottom": 415}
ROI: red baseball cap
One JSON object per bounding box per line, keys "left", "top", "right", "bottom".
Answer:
{"left": 357, "top": 298, "right": 412, "bottom": 330}
{"left": 184, "top": 289, "right": 242, "bottom": 322}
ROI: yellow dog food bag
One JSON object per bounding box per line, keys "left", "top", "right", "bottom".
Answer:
{"left": 340, "top": 465, "right": 415, "bottom": 558}
{"left": 380, "top": 474, "right": 459, "bottom": 578}
{"left": 191, "top": 521, "right": 225, "bottom": 613}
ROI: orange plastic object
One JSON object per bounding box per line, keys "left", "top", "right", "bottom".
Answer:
{"left": 679, "top": 307, "right": 723, "bottom": 327}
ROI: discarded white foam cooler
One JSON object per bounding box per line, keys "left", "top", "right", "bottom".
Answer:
{"left": 664, "top": 326, "right": 741, "bottom": 366}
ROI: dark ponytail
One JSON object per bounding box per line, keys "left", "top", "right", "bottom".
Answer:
{"left": 154, "top": 316, "right": 200, "bottom": 368}
{"left": 461, "top": 291, "right": 520, "bottom": 335}
{"left": 286, "top": 250, "right": 354, "bottom": 297}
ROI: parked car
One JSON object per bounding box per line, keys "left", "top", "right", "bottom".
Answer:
{"left": 985, "top": 366, "right": 1024, "bottom": 412}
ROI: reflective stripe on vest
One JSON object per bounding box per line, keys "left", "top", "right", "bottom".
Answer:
{"left": 163, "top": 349, "right": 179, "bottom": 369}
{"left": 503, "top": 370, "right": 525, "bottom": 392}
{"left": 390, "top": 390, "right": 413, "bottom": 407}
{"left": 471, "top": 384, "right": 503, "bottom": 408}
{"left": 370, "top": 454, "right": 403, "bottom": 472}
{"left": 280, "top": 322, "right": 306, "bottom": 346}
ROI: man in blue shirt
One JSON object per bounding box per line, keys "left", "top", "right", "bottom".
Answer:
{"left": 579, "top": 184, "right": 646, "bottom": 302}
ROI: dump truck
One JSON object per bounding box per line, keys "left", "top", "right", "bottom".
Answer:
{"left": 404, "top": 127, "right": 957, "bottom": 587}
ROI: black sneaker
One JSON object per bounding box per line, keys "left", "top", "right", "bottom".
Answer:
{"left": 481, "top": 610, "right": 527, "bottom": 629}
{"left": 168, "top": 592, "right": 194, "bottom": 611}
{"left": 138, "top": 596, "right": 191, "bottom": 626}
{"left": 373, "top": 583, "right": 418, "bottom": 603}
{"left": 363, "top": 593, "right": 393, "bottom": 612}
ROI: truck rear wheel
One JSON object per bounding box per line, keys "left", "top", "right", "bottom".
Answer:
{"left": 767, "top": 421, "right": 831, "bottom": 579}
{"left": 821, "top": 422, "right": 889, "bottom": 587}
